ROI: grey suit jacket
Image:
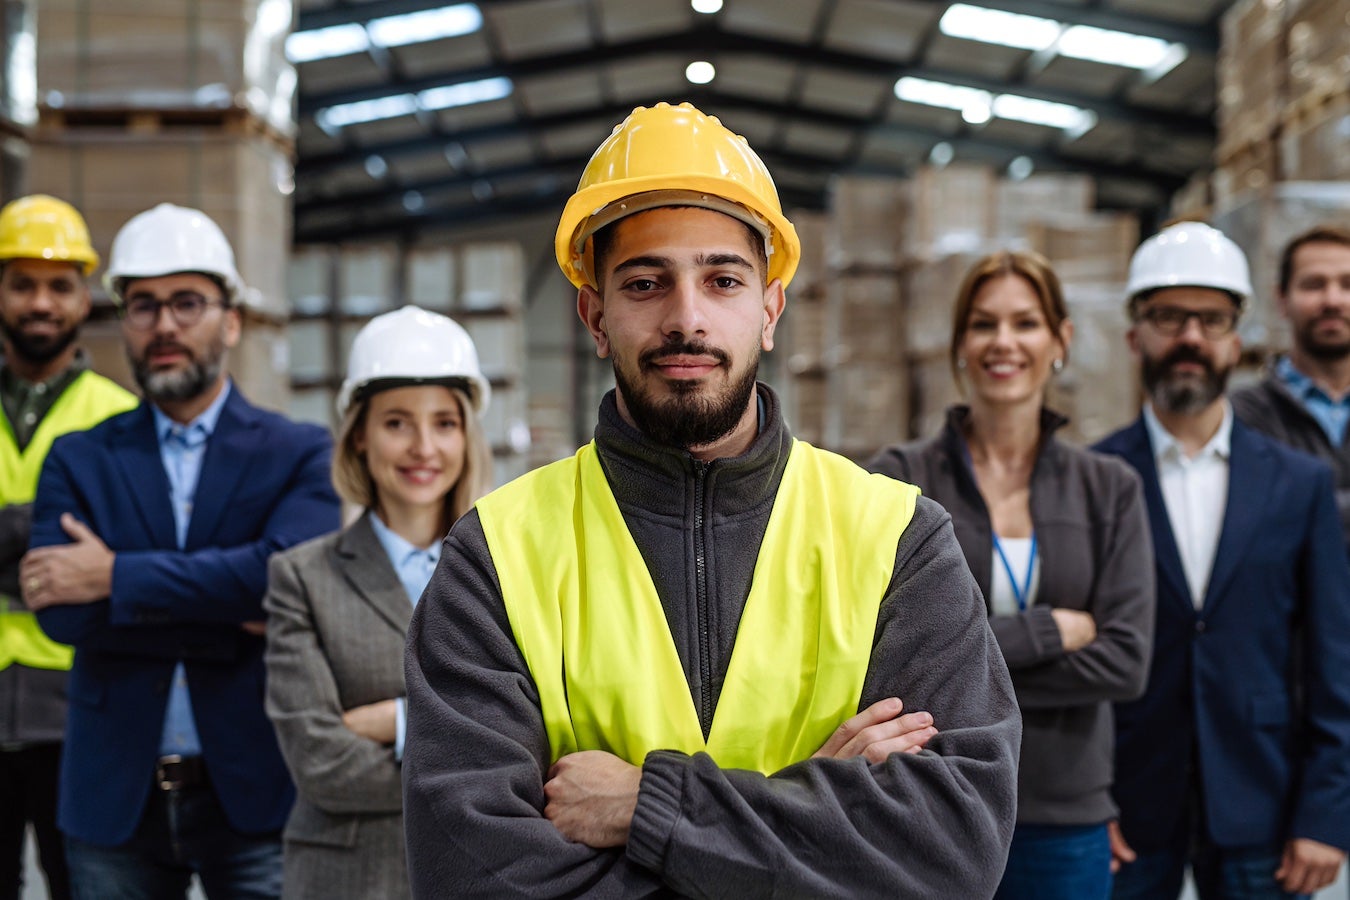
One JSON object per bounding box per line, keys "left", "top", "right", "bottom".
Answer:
{"left": 264, "top": 512, "right": 413, "bottom": 900}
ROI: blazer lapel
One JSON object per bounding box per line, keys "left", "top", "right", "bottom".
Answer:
{"left": 185, "top": 388, "right": 258, "bottom": 549}
{"left": 1118, "top": 418, "right": 1193, "bottom": 613}
{"left": 1201, "top": 421, "right": 1272, "bottom": 613}
{"left": 337, "top": 513, "right": 415, "bottom": 635}
{"left": 111, "top": 405, "right": 177, "bottom": 549}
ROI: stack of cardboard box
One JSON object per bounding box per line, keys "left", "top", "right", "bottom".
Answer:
{"left": 25, "top": 0, "right": 296, "bottom": 409}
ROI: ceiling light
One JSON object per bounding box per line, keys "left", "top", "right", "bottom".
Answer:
{"left": 365, "top": 155, "right": 389, "bottom": 178}
{"left": 962, "top": 101, "right": 992, "bottom": 125}
{"left": 685, "top": 61, "right": 716, "bottom": 85}
{"left": 1007, "top": 156, "right": 1034, "bottom": 180}
{"left": 316, "top": 77, "right": 512, "bottom": 132}
{"left": 992, "top": 94, "right": 1095, "bottom": 132}
{"left": 367, "top": 4, "right": 483, "bottom": 48}
{"left": 939, "top": 4, "right": 1061, "bottom": 52}
{"left": 691, "top": 0, "right": 723, "bottom": 12}
{"left": 895, "top": 76, "right": 991, "bottom": 114}
{"left": 1057, "top": 25, "right": 1179, "bottom": 70}
{"left": 286, "top": 3, "right": 483, "bottom": 64}
{"left": 929, "top": 142, "right": 955, "bottom": 167}
{"left": 403, "top": 191, "right": 425, "bottom": 212}
{"left": 286, "top": 23, "right": 369, "bottom": 64}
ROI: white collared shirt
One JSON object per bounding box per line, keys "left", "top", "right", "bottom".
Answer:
{"left": 1143, "top": 401, "right": 1232, "bottom": 608}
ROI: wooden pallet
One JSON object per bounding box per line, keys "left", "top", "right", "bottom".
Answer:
{"left": 36, "top": 105, "right": 294, "bottom": 154}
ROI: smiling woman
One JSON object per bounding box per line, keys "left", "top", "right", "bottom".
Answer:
{"left": 868, "top": 250, "right": 1156, "bottom": 900}
{"left": 261, "top": 305, "right": 492, "bottom": 900}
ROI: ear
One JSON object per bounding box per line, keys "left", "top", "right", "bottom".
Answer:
{"left": 223, "top": 305, "right": 243, "bottom": 349}
{"left": 1057, "top": 316, "right": 1075, "bottom": 356}
{"left": 760, "top": 279, "right": 787, "bottom": 351}
{"left": 577, "top": 285, "right": 610, "bottom": 359}
{"left": 75, "top": 281, "right": 93, "bottom": 322}
{"left": 1125, "top": 324, "right": 1140, "bottom": 359}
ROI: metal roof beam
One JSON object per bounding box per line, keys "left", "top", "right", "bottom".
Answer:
{"left": 296, "top": 27, "right": 1212, "bottom": 138}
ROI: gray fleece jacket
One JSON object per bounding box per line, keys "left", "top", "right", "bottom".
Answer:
{"left": 403, "top": 384, "right": 1020, "bottom": 899}
{"left": 868, "top": 406, "right": 1155, "bottom": 827}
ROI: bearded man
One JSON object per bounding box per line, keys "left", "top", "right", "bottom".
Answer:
{"left": 1233, "top": 225, "right": 1350, "bottom": 553}
{"left": 21, "top": 204, "right": 339, "bottom": 899}
{"left": 402, "top": 102, "right": 1021, "bottom": 900}
{"left": 0, "top": 195, "right": 136, "bottom": 900}
{"left": 1094, "top": 223, "right": 1350, "bottom": 900}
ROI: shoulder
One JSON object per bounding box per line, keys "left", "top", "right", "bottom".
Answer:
{"left": 1054, "top": 440, "right": 1144, "bottom": 494}
{"left": 1241, "top": 420, "right": 1329, "bottom": 475}
{"left": 49, "top": 402, "right": 142, "bottom": 455}
{"left": 865, "top": 436, "right": 943, "bottom": 482}
{"left": 272, "top": 527, "right": 345, "bottom": 572}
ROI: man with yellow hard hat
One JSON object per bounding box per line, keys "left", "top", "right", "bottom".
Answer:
{"left": 0, "top": 195, "right": 136, "bottom": 899}
{"left": 404, "top": 102, "right": 1020, "bottom": 898}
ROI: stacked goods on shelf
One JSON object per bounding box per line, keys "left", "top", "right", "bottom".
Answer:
{"left": 1, "top": 1, "right": 33, "bottom": 201}
{"left": 24, "top": 0, "right": 296, "bottom": 409}
{"left": 286, "top": 242, "right": 533, "bottom": 488}
{"left": 1211, "top": 0, "right": 1350, "bottom": 357}
{"left": 778, "top": 168, "right": 1144, "bottom": 455}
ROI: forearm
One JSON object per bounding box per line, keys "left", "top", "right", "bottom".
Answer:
{"left": 404, "top": 514, "right": 664, "bottom": 898}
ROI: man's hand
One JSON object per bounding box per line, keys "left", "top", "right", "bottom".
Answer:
{"left": 1276, "top": 837, "right": 1346, "bottom": 895}
{"left": 544, "top": 751, "right": 641, "bottom": 848}
{"left": 19, "top": 514, "right": 114, "bottom": 610}
{"left": 1107, "top": 820, "right": 1136, "bottom": 874}
{"left": 342, "top": 699, "right": 399, "bottom": 745}
{"left": 1050, "top": 608, "right": 1097, "bottom": 652}
{"left": 813, "top": 697, "right": 938, "bottom": 763}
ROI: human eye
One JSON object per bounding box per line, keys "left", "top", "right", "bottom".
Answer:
{"left": 968, "top": 317, "right": 996, "bottom": 332}
{"left": 1153, "top": 308, "right": 1185, "bottom": 327}
{"left": 126, "top": 298, "right": 155, "bottom": 318}
{"left": 621, "top": 276, "right": 663, "bottom": 294}
{"left": 171, "top": 293, "right": 206, "bottom": 314}
{"left": 437, "top": 415, "right": 462, "bottom": 431}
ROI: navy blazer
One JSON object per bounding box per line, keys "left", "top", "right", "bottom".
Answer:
{"left": 32, "top": 387, "right": 341, "bottom": 847}
{"left": 1095, "top": 415, "right": 1350, "bottom": 853}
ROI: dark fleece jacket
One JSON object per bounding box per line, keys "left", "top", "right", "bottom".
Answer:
{"left": 403, "top": 385, "right": 1020, "bottom": 899}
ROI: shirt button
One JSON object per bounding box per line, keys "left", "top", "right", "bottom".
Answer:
{"left": 23, "top": 412, "right": 36, "bottom": 424}
{"left": 34, "top": 383, "right": 47, "bottom": 394}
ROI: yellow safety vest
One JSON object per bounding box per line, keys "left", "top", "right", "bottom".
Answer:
{"left": 477, "top": 439, "right": 918, "bottom": 774}
{"left": 1, "top": 370, "right": 138, "bottom": 670}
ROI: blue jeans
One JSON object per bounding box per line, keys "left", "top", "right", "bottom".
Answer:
{"left": 65, "top": 783, "right": 282, "bottom": 900}
{"left": 995, "top": 822, "right": 1113, "bottom": 900}
{"left": 1113, "top": 839, "right": 1306, "bottom": 900}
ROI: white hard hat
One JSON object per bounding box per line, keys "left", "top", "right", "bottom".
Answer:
{"left": 103, "top": 203, "right": 245, "bottom": 305}
{"left": 337, "top": 305, "right": 490, "bottom": 417}
{"left": 1126, "top": 222, "right": 1252, "bottom": 306}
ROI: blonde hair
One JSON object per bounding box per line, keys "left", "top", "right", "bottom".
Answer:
{"left": 332, "top": 385, "right": 492, "bottom": 526}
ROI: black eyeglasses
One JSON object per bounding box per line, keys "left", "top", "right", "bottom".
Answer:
{"left": 1137, "top": 306, "right": 1238, "bottom": 338}
{"left": 121, "top": 292, "right": 225, "bottom": 331}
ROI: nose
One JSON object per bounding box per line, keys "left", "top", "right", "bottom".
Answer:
{"left": 30, "top": 283, "right": 57, "bottom": 312}
{"left": 1176, "top": 313, "right": 1207, "bottom": 342}
{"left": 410, "top": 423, "right": 435, "bottom": 458}
{"left": 660, "top": 276, "right": 708, "bottom": 339}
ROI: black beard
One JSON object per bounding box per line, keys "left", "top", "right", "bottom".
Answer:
{"left": 0, "top": 317, "right": 79, "bottom": 365}
{"left": 1141, "top": 345, "right": 1230, "bottom": 415}
{"left": 1297, "top": 316, "right": 1350, "bottom": 361}
{"left": 129, "top": 337, "right": 225, "bottom": 403}
{"left": 614, "top": 339, "right": 758, "bottom": 449}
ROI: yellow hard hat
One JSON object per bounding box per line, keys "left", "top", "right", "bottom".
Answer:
{"left": 0, "top": 194, "right": 99, "bottom": 275}
{"left": 555, "top": 102, "right": 800, "bottom": 290}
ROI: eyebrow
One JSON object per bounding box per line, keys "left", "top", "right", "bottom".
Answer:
{"left": 612, "top": 252, "right": 756, "bottom": 274}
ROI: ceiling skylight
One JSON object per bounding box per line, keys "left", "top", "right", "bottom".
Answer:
{"left": 937, "top": 3, "right": 1187, "bottom": 75}
{"left": 287, "top": 3, "right": 483, "bottom": 64}
{"left": 316, "top": 76, "right": 513, "bottom": 132}
{"left": 894, "top": 76, "right": 1096, "bottom": 135}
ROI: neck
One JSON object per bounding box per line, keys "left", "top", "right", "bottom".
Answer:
{"left": 1152, "top": 398, "right": 1226, "bottom": 457}
{"left": 1288, "top": 347, "right": 1350, "bottom": 399}
{"left": 3, "top": 344, "right": 77, "bottom": 384}
{"left": 154, "top": 376, "right": 227, "bottom": 425}
{"left": 375, "top": 500, "right": 447, "bottom": 549}
{"left": 965, "top": 398, "right": 1043, "bottom": 467}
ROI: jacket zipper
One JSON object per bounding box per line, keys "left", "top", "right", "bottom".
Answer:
{"left": 693, "top": 459, "right": 713, "bottom": 738}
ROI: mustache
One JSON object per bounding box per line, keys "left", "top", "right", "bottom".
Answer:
{"left": 639, "top": 340, "right": 730, "bottom": 370}
{"left": 1159, "top": 345, "right": 1212, "bottom": 372}
{"left": 145, "top": 340, "right": 193, "bottom": 358}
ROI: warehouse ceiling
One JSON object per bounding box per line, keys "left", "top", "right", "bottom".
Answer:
{"left": 290, "top": 0, "right": 1231, "bottom": 245}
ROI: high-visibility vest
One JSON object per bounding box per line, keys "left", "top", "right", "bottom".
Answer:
{"left": 477, "top": 439, "right": 918, "bottom": 774}
{"left": 1, "top": 370, "right": 138, "bottom": 671}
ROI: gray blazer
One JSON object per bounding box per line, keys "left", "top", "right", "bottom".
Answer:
{"left": 264, "top": 512, "right": 412, "bottom": 900}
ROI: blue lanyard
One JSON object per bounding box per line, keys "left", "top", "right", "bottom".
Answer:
{"left": 993, "top": 533, "right": 1038, "bottom": 612}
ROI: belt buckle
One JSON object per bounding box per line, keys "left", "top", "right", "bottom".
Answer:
{"left": 156, "top": 754, "right": 186, "bottom": 790}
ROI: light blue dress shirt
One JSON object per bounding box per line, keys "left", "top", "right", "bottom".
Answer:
{"left": 368, "top": 511, "right": 440, "bottom": 760}
{"left": 152, "top": 382, "right": 232, "bottom": 758}
{"left": 1276, "top": 356, "right": 1350, "bottom": 447}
